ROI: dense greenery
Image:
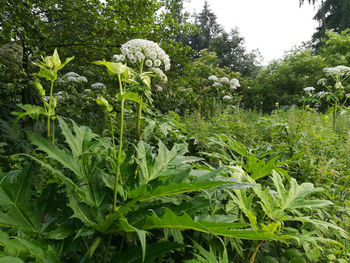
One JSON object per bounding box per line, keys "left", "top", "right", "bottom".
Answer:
{"left": 0, "top": 0, "right": 349, "bottom": 262}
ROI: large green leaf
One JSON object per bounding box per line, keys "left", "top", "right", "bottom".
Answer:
{"left": 135, "top": 141, "right": 201, "bottom": 184}
{"left": 271, "top": 171, "right": 332, "bottom": 210}
{"left": 28, "top": 132, "right": 82, "bottom": 179}
{"left": 0, "top": 168, "right": 41, "bottom": 233}
{"left": 128, "top": 181, "right": 252, "bottom": 202}
{"left": 141, "top": 208, "right": 280, "bottom": 241}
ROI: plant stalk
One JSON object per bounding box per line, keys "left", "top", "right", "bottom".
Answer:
{"left": 137, "top": 104, "right": 142, "bottom": 140}
{"left": 249, "top": 240, "right": 263, "bottom": 263}
{"left": 112, "top": 75, "right": 125, "bottom": 212}
{"left": 47, "top": 80, "right": 54, "bottom": 138}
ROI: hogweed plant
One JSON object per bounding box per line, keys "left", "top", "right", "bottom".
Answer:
{"left": 113, "top": 39, "right": 170, "bottom": 140}
{"left": 316, "top": 65, "right": 350, "bottom": 129}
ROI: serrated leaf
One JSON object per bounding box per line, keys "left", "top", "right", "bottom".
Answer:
{"left": 141, "top": 208, "right": 279, "bottom": 240}
{"left": 123, "top": 92, "right": 147, "bottom": 106}
{"left": 135, "top": 141, "right": 198, "bottom": 184}
{"left": 0, "top": 168, "right": 41, "bottom": 233}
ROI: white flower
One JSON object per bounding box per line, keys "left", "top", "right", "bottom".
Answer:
{"left": 120, "top": 39, "right": 170, "bottom": 70}
{"left": 155, "top": 85, "right": 163, "bottom": 92}
{"left": 154, "top": 59, "right": 161, "bottom": 67}
{"left": 113, "top": 54, "right": 125, "bottom": 62}
{"left": 317, "top": 78, "right": 327, "bottom": 86}
{"left": 91, "top": 82, "right": 106, "bottom": 89}
{"left": 152, "top": 68, "right": 168, "bottom": 83}
{"left": 323, "top": 65, "right": 350, "bottom": 81}
{"left": 230, "top": 86, "right": 237, "bottom": 90}
{"left": 212, "top": 82, "right": 222, "bottom": 87}
{"left": 77, "top": 76, "right": 88, "bottom": 83}
{"left": 83, "top": 89, "right": 92, "bottom": 93}
{"left": 220, "top": 77, "right": 230, "bottom": 84}
{"left": 145, "top": 59, "right": 153, "bottom": 67}
{"left": 223, "top": 95, "right": 232, "bottom": 100}
{"left": 303, "top": 87, "right": 315, "bottom": 92}
{"left": 65, "top": 72, "right": 80, "bottom": 78}
{"left": 208, "top": 75, "right": 218, "bottom": 81}
{"left": 67, "top": 76, "right": 78, "bottom": 82}
{"left": 230, "top": 78, "right": 240, "bottom": 87}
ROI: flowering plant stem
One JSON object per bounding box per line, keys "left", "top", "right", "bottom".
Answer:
{"left": 47, "top": 80, "right": 55, "bottom": 143}
{"left": 137, "top": 59, "right": 144, "bottom": 140}
{"left": 112, "top": 74, "right": 125, "bottom": 212}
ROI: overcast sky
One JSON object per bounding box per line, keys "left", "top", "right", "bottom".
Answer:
{"left": 184, "top": 0, "right": 318, "bottom": 64}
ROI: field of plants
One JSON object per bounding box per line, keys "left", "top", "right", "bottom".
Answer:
{"left": 0, "top": 0, "right": 350, "bottom": 262}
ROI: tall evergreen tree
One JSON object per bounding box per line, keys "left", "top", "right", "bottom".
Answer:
{"left": 300, "top": 0, "right": 350, "bottom": 46}
{"left": 190, "top": 1, "right": 222, "bottom": 52}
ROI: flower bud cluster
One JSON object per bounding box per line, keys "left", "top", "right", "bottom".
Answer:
{"left": 114, "top": 39, "right": 170, "bottom": 71}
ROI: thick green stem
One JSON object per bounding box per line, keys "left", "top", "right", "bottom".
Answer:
{"left": 112, "top": 75, "right": 125, "bottom": 212}
{"left": 137, "top": 104, "right": 142, "bottom": 140}
{"left": 109, "top": 116, "right": 117, "bottom": 161}
{"left": 249, "top": 240, "right": 263, "bottom": 263}
{"left": 47, "top": 80, "right": 54, "bottom": 138}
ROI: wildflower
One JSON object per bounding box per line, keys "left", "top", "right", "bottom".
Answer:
{"left": 91, "top": 82, "right": 106, "bottom": 89}
{"left": 155, "top": 85, "right": 163, "bottom": 92}
{"left": 317, "top": 78, "right": 326, "bottom": 86}
{"left": 303, "top": 87, "right": 315, "bottom": 93}
{"left": 154, "top": 59, "right": 161, "bottom": 67}
{"left": 230, "top": 86, "right": 237, "bottom": 90}
{"left": 323, "top": 65, "right": 350, "bottom": 81}
{"left": 145, "top": 59, "right": 153, "bottom": 67}
{"left": 220, "top": 77, "right": 230, "bottom": 84}
{"left": 152, "top": 68, "right": 168, "bottom": 83}
{"left": 65, "top": 72, "right": 80, "bottom": 78}
{"left": 208, "top": 75, "right": 218, "bottom": 81}
{"left": 77, "top": 76, "right": 88, "bottom": 83}
{"left": 83, "top": 89, "right": 92, "bottom": 93}
{"left": 67, "top": 76, "right": 78, "bottom": 82}
{"left": 113, "top": 54, "right": 126, "bottom": 62}
{"left": 230, "top": 78, "right": 240, "bottom": 87}
{"left": 118, "top": 39, "right": 171, "bottom": 70}
{"left": 212, "top": 82, "right": 222, "bottom": 87}
{"left": 223, "top": 95, "right": 232, "bottom": 100}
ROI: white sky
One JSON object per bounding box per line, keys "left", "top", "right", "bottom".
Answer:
{"left": 184, "top": 0, "right": 318, "bottom": 64}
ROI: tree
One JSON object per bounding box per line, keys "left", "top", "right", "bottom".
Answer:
{"left": 189, "top": 1, "right": 222, "bottom": 53}
{"left": 210, "top": 28, "right": 261, "bottom": 76}
{"left": 300, "top": 0, "right": 350, "bottom": 46}
{"left": 0, "top": 0, "right": 193, "bottom": 108}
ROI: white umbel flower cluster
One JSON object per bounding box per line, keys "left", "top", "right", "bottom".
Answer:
{"left": 114, "top": 39, "right": 171, "bottom": 71}
{"left": 63, "top": 72, "right": 88, "bottom": 83}
{"left": 208, "top": 75, "right": 240, "bottom": 90}
{"left": 91, "top": 82, "right": 106, "bottom": 90}
{"left": 223, "top": 95, "right": 232, "bottom": 100}
{"left": 303, "top": 87, "right": 315, "bottom": 93}
{"left": 323, "top": 65, "right": 350, "bottom": 81}
{"left": 208, "top": 75, "right": 218, "bottom": 81}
